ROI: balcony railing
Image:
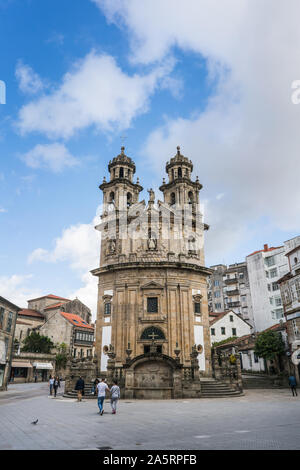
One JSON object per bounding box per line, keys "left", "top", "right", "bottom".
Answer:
{"left": 227, "top": 301, "right": 241, "bottom": 308}
{"left": 224, "top": 277, "right": 238, "bottom": 285}
{"left": 74, "top": 339, "right": 94, "bottom": 345}
{"left": 226, "top": 289, "right": 240, "bottom": 296}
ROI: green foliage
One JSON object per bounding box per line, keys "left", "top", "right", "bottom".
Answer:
{"left": 55, "top": 342, "right": 68, "bottom": 369}
{"left": 22, "top": 331, "right": 54, "bottom": 354}
{"left": 254, "top": 331, "right": 285, "bottom": 361}
{"left": 57, "top": 342, "right": 67, "bottom": 353}
{"left": 55, "top": 353, "right": 68, "bottom": 369}
{"left": 212, "top": 336, "right": 237, "bottom": 348}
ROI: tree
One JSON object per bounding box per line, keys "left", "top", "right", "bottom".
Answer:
{"left": 254, "top": 331, "right": 285, "bottom": 373}
{"left": 55, "top": 342, "right": 68, "bottom": 369}
{"left": 21, "top": 332, "right": 54, "bottom": 354}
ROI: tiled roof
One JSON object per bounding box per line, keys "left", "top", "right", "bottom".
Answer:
{"left": 209, "top": 310, "right": 252, "bottom": 327}
{"left": 18, "top": 309, "right": 45, "bottom": 319}
{"left": 263, "top": 321, "right": 286, "bottom": 332}
{"left": 209, "top": 312, "right": 228, "bottom": 325}
{"left": 27, "top": 294, "right": 70, "bottom": 302}
{"left": 44, "top": 302, "right": 65, "bottom": 310}
{"left": 247, "top": 245, "right": 283, "bottom": 257}
{"left": 215, "top": 322, "right": 286, "bottom": 351}
{"left": 60, "top": 312, "right": 94, "bottom": 330}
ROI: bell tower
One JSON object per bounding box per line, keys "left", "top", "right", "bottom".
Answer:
{"left": 98, "top": 147, "right": 143, "bottom": 266}
{"left": 159, "top": 146, "right": 202, "bottom": 207}
{"left": 159, "top": 146, "right": 206, "bottom": 266}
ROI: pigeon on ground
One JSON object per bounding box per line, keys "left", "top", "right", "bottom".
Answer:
{"left": 31, "top": 419, "right": 38, "bottom": 425}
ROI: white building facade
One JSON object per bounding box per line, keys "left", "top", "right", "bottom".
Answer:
{"left": 209, "top": 310, "right": 252, "bottom": 345}
{"left": 246, "top": 244, "right": 289, "bottom": 332}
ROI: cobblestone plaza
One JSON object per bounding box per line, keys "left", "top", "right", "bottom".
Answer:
{"left": 1, "top": 382, "right": 300, "bottom": 450}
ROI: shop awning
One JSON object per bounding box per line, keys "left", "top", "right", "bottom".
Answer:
{"left": 11, "top": 361, "right": 33, "bottom": 368}
{"left": 32, "top": 362, "right": 53, "bottom": 369}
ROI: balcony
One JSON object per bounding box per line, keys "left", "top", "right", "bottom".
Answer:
{"left": 227, "top": 301, "right": 241, "bottom": 308}
{"left": 226, "top": 289, "right": 240, "bottom": 296}
{"left": 224, "top": 277, "right": 238, "bottom": 285}
{"left": 74, "top": 339, "right": 94, "bottom": 346}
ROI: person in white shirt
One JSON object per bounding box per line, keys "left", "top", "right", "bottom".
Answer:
{"left": 49, "top": 376, "right": 54, "bottom": 396}
{"left": 97, "top": 378, "right": 109, "bottom": 415}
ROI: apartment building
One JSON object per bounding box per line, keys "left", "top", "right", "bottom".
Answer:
{"left": 246, "top": 244, "right": 289, "bottom": 332}
{"left": 278, "top": 236, "right": 300, "bottom": 381}
{"left": 208, "top": 262, "right": 254, "bottom": 326}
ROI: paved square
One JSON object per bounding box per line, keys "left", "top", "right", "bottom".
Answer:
{"left": 0, "top": 382, "right": 300, "bottom": 450}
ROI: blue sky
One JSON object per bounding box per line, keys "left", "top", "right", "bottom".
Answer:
{"left": 1, "top": 0, "right": 300, "bottom": 315}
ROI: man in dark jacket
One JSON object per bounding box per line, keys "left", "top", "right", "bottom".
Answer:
{"left": 288, "top": 375, "right": 298, "bottom": 396}
{"left": 75, "top": 376, "right": 85, "bottom": 402}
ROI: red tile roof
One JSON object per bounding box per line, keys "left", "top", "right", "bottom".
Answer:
{"left": 263, "top": 321, "right": 286, "bottom": 332}
{"left": 247, "top": 244, "right": 283, "bottom": 257}
{"left": 18, "top": 309, "right": 45, "bottom": 319}
{"left": 28, "top": 294, "right": 70, "bottom": 302}
{"left": 60, "top": 312, "right": 94, "bottom": 330}
{"left": 44, "top": 302, "right": 65, "bottom": 310}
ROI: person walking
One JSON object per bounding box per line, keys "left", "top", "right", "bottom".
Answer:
{"left": 97, "top": 378, "right": 109, "bottom": 415}
{"left": 49, "top": 376, "right": 54, "bottom": 396}
{"left": 288, "top": 375, "right": 298, "bottom": 396}
{"left": 53, "top": 376, "right": 60, "bottom": 398}
{"left": 92, "top": 378, "right": 99, "bottom": 396}
{"left": 75, "top": 376, "right": 85, "bottom": 402}
{"left": 110, "top": 380, "right": 120, "bottom": 414}
{"left": 34, "top": 373, "right": 38, "bottom": 383}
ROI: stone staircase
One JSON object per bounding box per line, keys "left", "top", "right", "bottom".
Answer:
{"left": 242, "top": 374, "right": 287, "bottom": 389}
{"left": 63, "top": 382, "right": 97, "bottom": 399}
{"left": 200, "top": 378, "right": 243, "bottom": 398}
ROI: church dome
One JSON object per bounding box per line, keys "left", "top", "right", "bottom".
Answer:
{"left": 166, "top": 146, "right": 193, "bottom": 173}
{"left": 108, "top": 146, "right": 136, "bottom": 173}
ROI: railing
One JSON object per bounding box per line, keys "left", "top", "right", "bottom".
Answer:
{"left": 224, "top": 277, "right": 238, "bottom": 285}
{"left": 225, "top": 289, "right": 240, "bottom": 296}
{"left": 227, "top": 301, "right": 241, "bottom": 308}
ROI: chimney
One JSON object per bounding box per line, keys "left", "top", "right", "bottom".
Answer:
{"left": 264, "top": 244, "right": 268, "bottom": 251}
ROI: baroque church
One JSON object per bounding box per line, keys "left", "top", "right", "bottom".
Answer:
{"left": 91, "top": 146, "right": 213, "bottom": 399}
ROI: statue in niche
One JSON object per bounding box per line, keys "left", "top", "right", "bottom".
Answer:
{"left": 148, "top": 230, "right": 157, "bottom": 251}
{"left": 188, "top": 236, "right": 196, "bottom": 252}
{"left": 108, "top": 239, "right": 116, "bottom": 254}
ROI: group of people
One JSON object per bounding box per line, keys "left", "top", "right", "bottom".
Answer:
{"left": 75, "top": 376, "right": 120, "bottom": 415}
{"left": 49, "top": 375, "right": 61, "bottom": 397}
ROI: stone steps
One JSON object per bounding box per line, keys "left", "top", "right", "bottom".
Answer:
{"left": 201, "top": 380, "right": 243, "bottom": 398}
{"left": 242, "top": 376, "right": 285, "bottom": 389}
{"left": 63, "top": 382, "right": 97, "bottom": 399}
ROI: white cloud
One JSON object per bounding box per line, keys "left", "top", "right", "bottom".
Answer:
{"left": 15, "top": 60, "right": 44, "bottom": 95}
{"left": 0, "top": 207, "right": 7, "bottom": 213}
{"left": 20, "top": 143, "right": 80, "bottom": 173}
{"left": 17, "top": 51, "right": 174, "bottom": 139}
{"left": 0, "top": 274, "right": 42, "bottom": 308}
{"left": 28, "top": 211, "right": 101, "bottom": 317}
{"left": 95, "top": 0, "right": 300, "bottom": 257}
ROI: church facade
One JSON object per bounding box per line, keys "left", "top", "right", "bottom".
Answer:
{"left": 91, "top": 146, "right": 213, "bottom": 398}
